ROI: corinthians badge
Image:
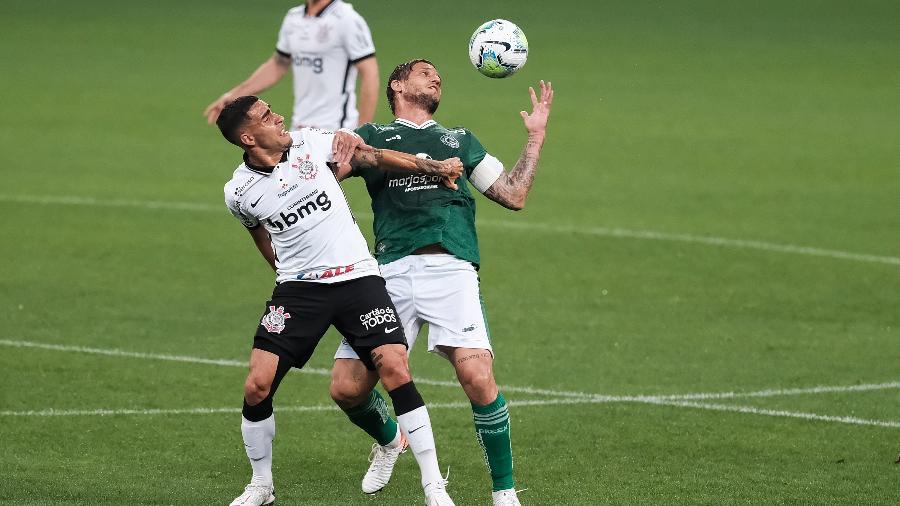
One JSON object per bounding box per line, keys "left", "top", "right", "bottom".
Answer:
{"left": 292, "top": 153, "right": 318, "bottom": 180}
{"left": 261, "top": 305, "right": 291, "bottom": 334}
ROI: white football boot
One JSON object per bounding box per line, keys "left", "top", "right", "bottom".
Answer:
{"left": 424, "top": 477, "right": 455, "bottom": 506}
{"left": 362, "top": 433, "right": 408, "bottom": 494}
{"left": 229, "top": 483, "right": 275, "bottom": 506}
{"left": 492, "top": 488, "right": 522, "bottom": 506}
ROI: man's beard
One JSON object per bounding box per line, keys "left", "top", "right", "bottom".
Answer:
{"left": 407, "top": 91, "right": 440, "bottom": 114}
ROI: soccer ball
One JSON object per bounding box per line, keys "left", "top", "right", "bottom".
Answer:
{"left": 468, "top": 19, "right": 529, "bottom": 78}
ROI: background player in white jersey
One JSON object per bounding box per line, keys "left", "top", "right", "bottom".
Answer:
{"left": 217, "top": 95, "right": 460, "bottom": 506}
{"left": 328, "top": 60, "right": 553, "bottom": 506}
{"left": 205, "top": 0, "right": 378, "bottom": 130}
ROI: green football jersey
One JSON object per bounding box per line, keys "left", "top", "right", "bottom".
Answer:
{"left": 353, "top": 118, "right": 488, "bottom": 267}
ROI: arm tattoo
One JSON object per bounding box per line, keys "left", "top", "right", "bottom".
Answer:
{"left": 484, "top": 137, "right": 543, "bottom": 210}
{"left": 351, "top": 147, "right": 383, "bottom": 169}
{"left": 414, "top": 156, "right": 448, "bottom": 177}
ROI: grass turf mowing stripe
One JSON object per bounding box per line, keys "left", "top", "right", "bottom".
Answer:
{"left": 2, "top": 193, "right": 898, "bottom": 266}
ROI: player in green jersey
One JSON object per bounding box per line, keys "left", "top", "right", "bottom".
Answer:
{"left": 329, "top": 59, "right": 553, "bottom": 506}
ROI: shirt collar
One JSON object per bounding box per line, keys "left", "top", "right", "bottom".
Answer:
{"left": 303, "top": 0, "right": 337, "bottom": 17}
{"left": 394, "top": 118, "right": 437, "bottom": 130}
{"left": 243, "top": 149, "right": 289, "bottom": 175}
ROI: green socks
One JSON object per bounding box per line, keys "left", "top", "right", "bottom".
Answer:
{"left": 345, "top": 390, "right": 515, "bottom": 491}
{"left": 342, "top": 390, "right": 399, "bottom": 446}
{"left": 473, "top": 392, "right": 514, "bottom": 491}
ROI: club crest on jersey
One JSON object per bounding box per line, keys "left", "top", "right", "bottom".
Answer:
{"left": 440, "top": 133, "right": 460, "bottom": 149}
{"left": 292, "top": 154, "right": 318, "bottom": 180}
{"left": 261, "top": 305, "right": 291, "bottom": 334}
{"left": 316, "top": 24, "right": 332, "bottom": 43}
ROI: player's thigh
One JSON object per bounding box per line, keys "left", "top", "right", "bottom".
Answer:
{"left": 254, "top": 283, "right": 333, "bottom": 370}
{"left": 246, "top": 348, "right": 281, "bottom": 393}
{"left": 440, "top": 346, "right": 498, "bottom": 404}
{"left": 331, "top": 276, "right": 408, "bottom": 371}
{"left": 415, "top": 256, "right": 494, "bottom": 356}
{"left": 380, "top": 257, "right": 424, "bottom": 350}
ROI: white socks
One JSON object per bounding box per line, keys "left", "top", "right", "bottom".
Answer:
{"left": 397, "top": 406, "right": 442, "bottom": 489}
{"left": 241, "top": 414, "right": 275, "bottom": 487}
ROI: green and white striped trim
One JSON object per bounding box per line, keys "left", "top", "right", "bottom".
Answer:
{"left": 474, "top": 405, "right": 509, "bottom": 426}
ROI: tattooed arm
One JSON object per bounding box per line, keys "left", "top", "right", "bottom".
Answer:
{"left": 349, "top": 146, "right": 463, "bottom": 190}
{"left": 482, "top": 80, "right": 554, "bottom": 211}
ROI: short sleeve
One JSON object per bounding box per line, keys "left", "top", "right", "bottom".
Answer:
{"left": 302, "top": 129, "right": 336, "bottom": 163}
{"left": 275, "top": 11, "right": 293, "bottom": 56}
{"left": 354, "top": 123, "right": 375, "bottom": 143}
{"left": 462, "top": 130, "right": 503, "bottom": 193}
{"left": 343, "top": 10, "right": 376, "bottom": 62}
{"left": 461, "top": 129, "right": 488, "bottom": 175}
{"left": 224, "top": 192, "right": 260, "bottom": 229}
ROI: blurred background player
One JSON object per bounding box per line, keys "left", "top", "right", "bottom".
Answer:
{"left": 205, "top": 0, "right": 379, "bottom": 130}
{"left": 217, "top": 96, "right": 459, "bottom": 506}
{"left": 328, "top": 59, "right": 553, "bottom": 506}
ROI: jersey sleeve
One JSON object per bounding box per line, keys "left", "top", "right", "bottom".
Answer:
{"left": 224, "top": 190, "right": 260, "bottom": 229}
{"left": 300, "top": 129, "right": 337, "bottom": 164}
{"left": 275, "top": 10, "right": 294, "bottom": 57}
{"left": 342, "top": 9, "right": 376, "bottom": 62}
{"left": 462, "top": 130, "right": 504, "bottom": 193}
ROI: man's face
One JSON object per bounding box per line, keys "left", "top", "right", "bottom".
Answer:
{"left": 241, "top": 100, "right": 291, "bottom": 150}
{"left": 400, "top": 62, "right": 442, "bottom": 113}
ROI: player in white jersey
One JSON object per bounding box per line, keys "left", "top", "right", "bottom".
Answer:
{"left": 204, "top": 0, "right": 378, "bottom": 130}
{"left": 217, "top": 96, "right": 459, "bottom": 506}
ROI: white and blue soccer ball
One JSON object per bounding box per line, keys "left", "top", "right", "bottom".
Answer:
{"left": 468, "top": 19, "right": 529, "bottom": 78}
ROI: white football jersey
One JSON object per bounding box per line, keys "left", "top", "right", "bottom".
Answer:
{"left": 276, "top": 1, "right": 376, "bottom": 130}
{"left": 224, "top": 129, "right": 379, "bottom": 284}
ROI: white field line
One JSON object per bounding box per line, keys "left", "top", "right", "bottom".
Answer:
{"left": 652, "top": 382, "right": 900, "bottom": 401}
{"left": 3, "top": 339, "right": 900, "bottom": 429}
{"left": 2, "top": 193, "right": 897, "bottom": 266}
{"left": 0, "top": 402, "right": 466, "bottom": 418}
{"left": 644, "top": 399, "right": 900, "bottom": 429}
{"left": 7, "top": 339, "right": 899, "bottom": 403}
{"left": 3, "top": 398, "right": 899, "bottom": 429}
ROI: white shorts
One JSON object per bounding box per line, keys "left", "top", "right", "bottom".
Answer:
{"left": 334, "top": 254, "right": 493, "bottom": 361}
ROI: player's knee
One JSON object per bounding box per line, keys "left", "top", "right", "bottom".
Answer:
{"left": 329, "top": 377, "right": 369, "bottom": 407}
{"left": 376, "top": 360, "right": 412, "bottom": 389}
{"left": 459, "top": 368, "right": 498, "bottom": 404}
{"left": 244, "top": 376, "right": 272, "bottom": 406}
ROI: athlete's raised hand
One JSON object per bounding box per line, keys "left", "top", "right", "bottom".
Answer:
{"left": 436, "top": 157, "right": 463, "bottom": 190}
{"left": 520, "top": 80, "right": 553, "bottom": 137}
{"left": 204, "top": 93, "right": 233, "bottom": 124}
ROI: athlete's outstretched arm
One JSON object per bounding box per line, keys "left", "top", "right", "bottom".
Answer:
{"left": 204, "top": 52, "right": 292, "bottom": 124}
{"left": 355, "top": 56, "right": 380, "bottom": 126}
{"left": 349, "top": 147, "right": 464, "bottom": 190}
{"left": 482, "top": 80, "right": 554, "bottom": 211}
{"left": 247, "top": 226, "right": 277, "bottom": 272}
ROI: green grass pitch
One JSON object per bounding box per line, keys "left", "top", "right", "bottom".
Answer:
{"left": 2, "top": 0, "right": 899, "bottom": 504}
